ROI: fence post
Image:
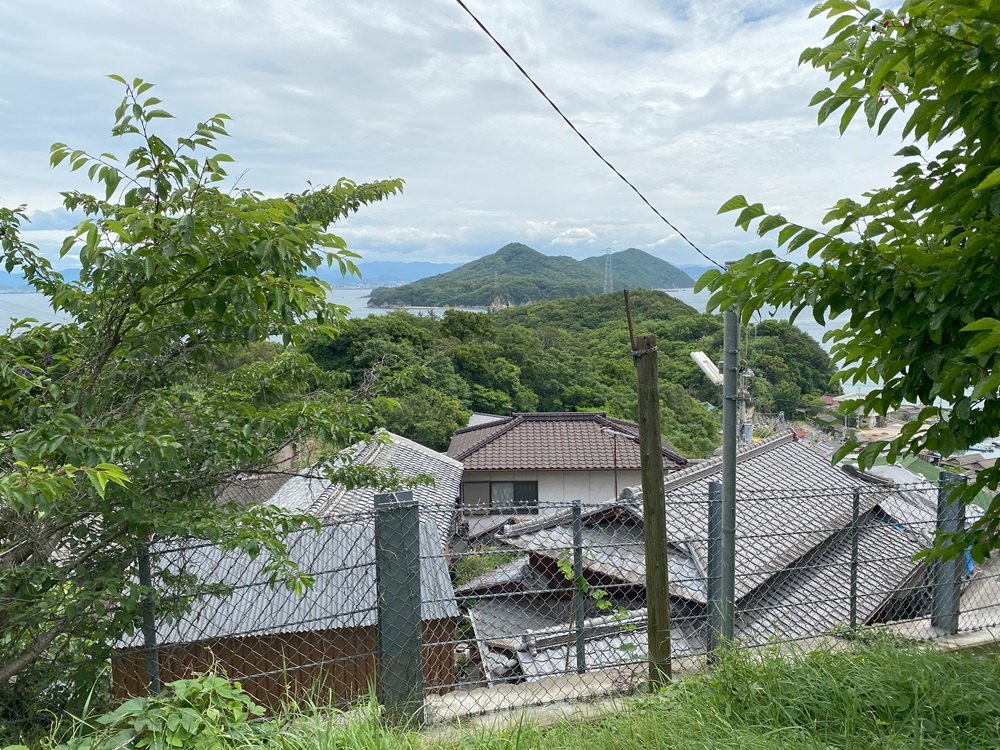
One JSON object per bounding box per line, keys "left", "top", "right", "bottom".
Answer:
{"left": 849, "top": 488, "right": 860, "bottom": 630}
{"left": 374, "top": 490, "right": 425, "bottom": 723}
{"left": 706, "top": 481, "right": 724, "bottom": 664}
{"left": 930, "top": 472, "right": 966, "bottom": 634}
{"left": 572, "top": 498, "right": 586, "bottom": 674}
{"left": 137, "top": 543, "right": 161, "bottom": 695}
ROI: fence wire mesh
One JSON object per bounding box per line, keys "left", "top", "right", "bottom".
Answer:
{"left": 4, "top": 476, "right": 1000, "bottom": 739}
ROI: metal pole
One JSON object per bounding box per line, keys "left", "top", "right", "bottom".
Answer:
{"left": 572, "top": 499, "right": 586, "bottom": 674}
{"left": 634, "top": 332, "right": 672, "bottom": 687}
{"left": 375, "top": 490, "right": 425, "bottom": 723}
{"left": 706, "top": 481, "right": 723, "bottom": 664}
{"left": 137, "top": 543, "right": 161, "bottom": 695}
{"left": 613, "top": 435, "right": 619, "bottom": 500}
{"left": 849, "top": 488, "right": 860, "bottom": 630}
{"left": 930, "top": 472, "right": 966, "bottom": 634}
{"left": 721, "top": 307, "right": 738, "bottom": 643}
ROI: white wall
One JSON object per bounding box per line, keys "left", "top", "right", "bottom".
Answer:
{"left": 462, "top": 469, "right": 640, "bottom": 511}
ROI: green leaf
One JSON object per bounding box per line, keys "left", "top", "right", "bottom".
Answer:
{"left": 735, "top": 203, "right": 766, "bottom": 230}
{"left": 974, "top": 167, "right": 1000, "bottom": 192}
{"left": 717, "top": 195, "right": 749, "bottom": 214}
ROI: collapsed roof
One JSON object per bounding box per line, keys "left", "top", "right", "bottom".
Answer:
{"left": 461, "top": 431, "right": 946, "bottom": 684}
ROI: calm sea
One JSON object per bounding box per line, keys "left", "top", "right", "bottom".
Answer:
{"left": 0, "top": 287, "right": 844, "bottom": 352}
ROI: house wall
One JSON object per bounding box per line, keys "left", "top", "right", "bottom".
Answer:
{"left": 111, "top": 619, "right": 456, "bottom": 710}
{"left": 462, "top": 469, "right": 639, "bottom": 510}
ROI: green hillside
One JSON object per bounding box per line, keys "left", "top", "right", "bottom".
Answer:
{"left": 367, "top": 243, "right": 692, "bottom": 308}
{"left": 579, "top": 247, "right": 694, "bottom": 290}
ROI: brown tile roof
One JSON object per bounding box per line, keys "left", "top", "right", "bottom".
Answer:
{"left": 446, "top": 412, "right": 687, "bottom": 472}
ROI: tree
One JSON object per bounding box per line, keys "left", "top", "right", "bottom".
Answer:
{"left": 0, "top": 77, "right": 403, "bottom": 712}
{"left": 698, "top": 0, "right": 1000, "bottom": 559}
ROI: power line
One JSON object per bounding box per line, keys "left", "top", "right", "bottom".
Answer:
{"left": 452, "top": 0, "right": 724, "bottom": 270}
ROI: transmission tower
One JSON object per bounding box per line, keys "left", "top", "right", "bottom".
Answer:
{"left": 604, "top": 247, "right": 613, "bottom": 293}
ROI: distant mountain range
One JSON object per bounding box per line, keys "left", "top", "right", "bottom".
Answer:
{"left": 318, "top": 260, "right": 462, "bottom": 287}
{"left": 367, "top": 243, "right": 695, "bottom": 308}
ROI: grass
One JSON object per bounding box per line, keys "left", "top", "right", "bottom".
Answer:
{"left": 17, "top": 642, "right": 1000, "bottom": 750}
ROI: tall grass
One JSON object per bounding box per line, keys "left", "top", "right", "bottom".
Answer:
{"left": 16, "top": 643, "right": 1000, "bottom": 750}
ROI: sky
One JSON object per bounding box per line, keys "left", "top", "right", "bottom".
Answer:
{"left": 0, "top": 0, "right": 907, "bottom": 271}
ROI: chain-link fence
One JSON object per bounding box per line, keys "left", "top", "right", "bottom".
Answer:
{"left": 4, "top": 476, "right": 1000, "bottom": 738}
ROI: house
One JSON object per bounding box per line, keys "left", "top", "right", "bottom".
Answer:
{"left": 821, "top": 392, "right": 897, "bottom": 428}
{"left": 460, "top": 431, "right": 948, "bottom": 684}
{"left": 112, "top": 432, "right": 465, "bottom": 706}
{"left": 111, "top": 519, "right": 460, "bottom": 708}
{"left": 447, "top": 412, "right": 687, "bottom": 513}
{"left": 262, "top": 430, "right": 464, "bottom": 552}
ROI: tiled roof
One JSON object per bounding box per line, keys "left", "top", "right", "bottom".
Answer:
{"left": 736, "top": 512, "right": 925, "bottom": 646}
{"left": 447, "top": 412, "right": 687, "bottom": 472}
{"left": 500, "top": 504, "right": 706, "bottom": 602}
{"left": 117, "top": 520, "right": 458, "bottom": 648}
{"left": 636, "top": 431, "right": 893, "bottom": 599}
{"left": 266, "top": 431, "right": 463, "bottom": 552}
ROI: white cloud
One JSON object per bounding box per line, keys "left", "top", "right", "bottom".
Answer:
{"left": 0, "top": 0, "right": 909, "bottom": 268}
{"left": 550, "top": 227, "right": 598, "bottom": 245}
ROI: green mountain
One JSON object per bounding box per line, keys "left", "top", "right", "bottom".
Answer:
{"left": 579, "top": 247, "right": 694, "bottom": 290}
{"left": 367, "top": 243, "right": 694, "bottom": 308}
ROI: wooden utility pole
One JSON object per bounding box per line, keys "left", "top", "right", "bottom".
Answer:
{"left": 634, "top": 331, "right": 672, "bottom": 687}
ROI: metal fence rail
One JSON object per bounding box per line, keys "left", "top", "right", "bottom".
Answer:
{"left": 4, "top": 477, "right": 1000, "bottom": 738}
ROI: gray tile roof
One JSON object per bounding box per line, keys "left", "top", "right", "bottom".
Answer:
{"left": 468, "top": 597, "right": 699, "bottom": 684}
{"left": 500, "top": 505, "right": 706, "bottom": 602}
{"left": 634, "top": 431, "right": 893, "bottom": 599}
{"left": 868, "top": 464, "right": 984, "bottom": 544}
{"left": 447, "top": 412, "right": 687, "bottom": 471}
{"left": 266, "top": 431, "right": 463, "bottom": 552}
{"left": 119, "top": 519, "right": 459, "bottom": 648}
{"left": 736, "top": 512, "right": 925, "bottom": 646}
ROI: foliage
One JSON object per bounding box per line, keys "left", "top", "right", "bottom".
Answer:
{"left": 17, "top": 643, "right": 1000, "bottom": 749}
{"left": 449, "top": 547, "right": 519, "bottom": 588}
{"left": 698, "top": 0, "right": 1000, "bottom": 558}
{"left": 0, "top": 77, "right": 402, "bottom": 714}
{"left": 691, "top": 642, "right": 1000, "bottom": 749}
{"left": 310, "top": 291, "right": 838, "bottom": 458}
{"left": 52, "top": 675, "right": 265, "bottom": 750}
{"left": 367, "top": 243, "right": 693, "bottom": 308}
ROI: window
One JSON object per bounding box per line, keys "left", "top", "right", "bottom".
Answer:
{"left": 461, "top": 481, "right": 538, "bottom": 512}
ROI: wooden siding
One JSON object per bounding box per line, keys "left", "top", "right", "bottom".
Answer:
{"left": 111, "top": 619, "right": 456, "bottom": 709}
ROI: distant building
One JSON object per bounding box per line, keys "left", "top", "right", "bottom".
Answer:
{"left": 447, "top": 412, "right": 687, "bottom": 513}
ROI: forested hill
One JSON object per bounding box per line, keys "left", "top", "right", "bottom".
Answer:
{"left": 307, "top": 290, "right": 839, "bottom": 457}
{"left": 366, "top": 243, "right": 693, "bottom": 308}
{"left": 578, "top": 247, "right": 693, "bottom": 290}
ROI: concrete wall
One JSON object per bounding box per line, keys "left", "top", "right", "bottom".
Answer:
{"left": 462, "top": 469, "right": 639, "bottom": 511}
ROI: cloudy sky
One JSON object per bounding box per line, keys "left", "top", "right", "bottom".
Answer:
{"left": 0, "top": 0, "right": 905, "bottom": 271}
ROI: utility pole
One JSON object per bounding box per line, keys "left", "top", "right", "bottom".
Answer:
{"left": 604, "top": 247, "right": 613, "bottom": 294}
{"left": 720, "top": 306, "right": 738, "bottom": 644}
{"left": 633, "top": 331, "right": 672, "bottom": 687}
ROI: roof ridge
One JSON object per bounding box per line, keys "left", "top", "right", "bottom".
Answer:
{"left": 451, "top": 417, "right": 513, "bottom": 436}
{"left": 511, "top": 411, "right": 607, "bottom": 420}
{"left": 455, "top": 414, "right": 526, "bottom": 461}
{"left": 383, "top": 431, "right": 465, "bottom": 469}
{"left": 662, "top": 430, "right": 795, "bottom": 490}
